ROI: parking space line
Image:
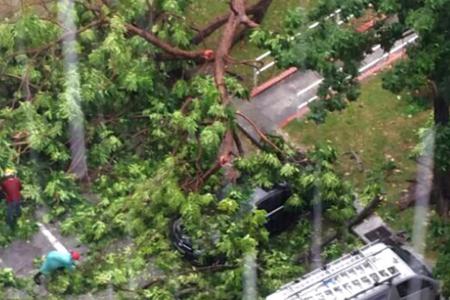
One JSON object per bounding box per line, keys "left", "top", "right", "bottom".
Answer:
{"left": 296, "top": 79, "right": 323, "bottom": 97}
{"left": 37, "top": 222, "right": 68, "bottom": 253}
{"left": 298, "top": 96, "right": 319, "bottom": 110}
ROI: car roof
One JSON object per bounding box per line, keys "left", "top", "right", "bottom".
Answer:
{"left": 249, "top": 187, "right": 269, "bottom": 207}
{"left": 218, "top": 184, "right": 290, "bottom": 213}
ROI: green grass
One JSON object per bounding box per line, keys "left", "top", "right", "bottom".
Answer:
{"left": 284, "top": 76, "right": 431, "bottom": 229}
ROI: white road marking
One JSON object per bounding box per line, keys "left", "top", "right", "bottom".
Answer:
{"left": 358, "top": 34, "right": 418, "bottom": 73}
{"left": 255, "top": 9, "right": 347, "bottom": 79}
{"left": 298, "top": 96, "right": 319, "bottom": 110}
{"left": 37, "top": 222, "right": 68, "bottom": 253}
{"left": 255, "top": 51, "right": 271, "bottom": 61}
{"left": 294, "top": 34, "right": 418, "bottom": 110}
{"left": 256, "top": 61, "right": 276, "bottom": 74}
{"left": 308, "top": 21, "right": 320, "bottom": 29}
{"left": 296, "top": 79, "right": 323, "bottom": 96}
{"left": 372, "top": 44, "right": 381, "bottom": 52}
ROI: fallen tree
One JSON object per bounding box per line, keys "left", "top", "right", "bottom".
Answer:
{"left": 295, "top": 195, "right": 383, "bottom": 264}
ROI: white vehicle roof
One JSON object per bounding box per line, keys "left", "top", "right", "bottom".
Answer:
{"left": 267, "top": 242, "right": 416, "bottom": 300}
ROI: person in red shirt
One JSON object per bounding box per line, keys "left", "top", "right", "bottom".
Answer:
{"left": 1, "top": 168, "right": 22, "bottom": 229}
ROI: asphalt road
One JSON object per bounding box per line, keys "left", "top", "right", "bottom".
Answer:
{"left": 235, "top": 33, "right": 418, "bottom": 142}
{"left": 0, "top": 208, "right": 87, "bottom": 277}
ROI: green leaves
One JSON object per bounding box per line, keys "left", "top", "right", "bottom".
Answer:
{"left": 434, "top": 125, "right": 450, "bottom": 172}
{"left": 172, "top": 80, "right": 190, "bottom": 98}
{"left": 90, "top": 125, "right": 123, "bottom": 166}
{"left": 200, "top": 122, "right": 226, "bottom": 154}
{"left": 262, "top": 153, "right": 281, "bottom": 168}
{"left": 280, "top": 163, "right": 299, "bottom": 177}
{"left": 14, "top": 14, "right": 60, "bottom": 49}
{"left": 110, "top": 15, "right": 126, "bottom": 34}
{"left": 407, "top": 7, "right": 435, "bottom": 33}
{"left": 249, "top": 29, "right": 269, "bottom": 47}
{"left": 0, "top": 24, "right": 15, "bottom": 51}
{"left": 92, "top": 220, "right": 107, "bottom": 241}
{"left": 43, "top": 171, "right": 82, "bottom": 210}
{"left": 162, "top": 0, "right": 183, "bottom": 13}
{"left": 218, "top": 198, "right": 239, "bottom": 214}
{"left": 321, "top": 172, "right": 340, "bottom": 190}
{"left": 0, "top": 1, "right": 376, "bottom": 298}
{"left": 0, "top": 268, "right": 16, "bottom": 287}
{"left": 378, "top": 0, "right": 401, "bottom": 14}
{"left": 286, "top": 194, "right": 304, "bottom": 208}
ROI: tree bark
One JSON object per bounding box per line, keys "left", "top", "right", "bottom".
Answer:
{"left": 125, "top": 23, "right": 208, "bottom": 60}
{"left": 430, "top": 82, "right": 450, "bottom": 216}
{"left": 191, "top": 0, "right": 273, "bottom": 45}
{"left": 433, "top": 94, "right": 449, "bottom": 125}
{"left": 435, "top": 168, "right": 450, "bottom": 217}
{"left": 209, "top": 0, "right": 258, "bottom": 190}
{"left": 214, "top": 0, "right": 257, "bottom": 105}
{"left": 229, "top": 0, "right": 273, "bottom": 49}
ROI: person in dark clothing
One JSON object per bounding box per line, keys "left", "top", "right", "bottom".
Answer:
{"left": 1, "top": 168, "right": 22, "bottom": 229}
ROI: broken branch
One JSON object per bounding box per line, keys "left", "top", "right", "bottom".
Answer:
{"left": 191, "top": 0, "right": 272, "bottom": 44}
{"left": 125, "top": 23, "right": 210, "bottom": 60}
{"left": 295, "top": 196, "right": 383, "bottom": 264}
{"left": 235, "top": 111, "right": 283, "bottom": 153}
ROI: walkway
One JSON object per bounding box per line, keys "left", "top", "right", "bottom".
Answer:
{"left": 0, "top": 208, "right": 87, "bottom": 276}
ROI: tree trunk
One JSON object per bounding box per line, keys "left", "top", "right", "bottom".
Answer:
{"left": 435, "top": 168, "right": 450, "bottom": 217}
{"left": 432, "top": 92, "right": 450, "bottom": 216}
{"left": 433, "top": 94, "right": 449, "bottom": 125}
{"left": 230, "top": 0, "right": 272, "bottom": 48}
{"left": 191, "top": 0, "right": 273, "bottom": 45}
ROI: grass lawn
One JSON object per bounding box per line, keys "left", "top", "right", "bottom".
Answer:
{"left": 284, "top": 75, "right": 431, "bottom": 232}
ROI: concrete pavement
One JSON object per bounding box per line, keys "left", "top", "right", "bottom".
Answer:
{"left": 0, "top": 208, "right": 88, "bottom": 277}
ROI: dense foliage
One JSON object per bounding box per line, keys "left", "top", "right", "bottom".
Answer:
{"left": 0, "top": 0, "right": 364, "bottom": 298}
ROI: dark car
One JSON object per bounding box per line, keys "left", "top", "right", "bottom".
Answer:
{"left": 170, "top": 184, "right": 299, "bottom": 263}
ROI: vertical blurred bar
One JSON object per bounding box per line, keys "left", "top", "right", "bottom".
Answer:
{"left": 409, "top": 128, "right": 435, "bottom": 297}
{"left": 58, "top": 0, "right": 88, "bottom": 180}
{"left": 243, "top": 250, "right": 257, "bottom": 300}
{"left": 412, "top": 129, "right": 435, "bottom": 256}
{"left": 310, "top": 189, "right": 322, "bottom": 269}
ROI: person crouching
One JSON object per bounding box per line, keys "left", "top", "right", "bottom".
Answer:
{"left": 33, "top": 250, "right": 80, "bottom": 285}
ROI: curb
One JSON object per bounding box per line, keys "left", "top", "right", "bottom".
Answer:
{"left": 279, "top": 50, "right": 408, "bottom": 128}
{"left": 251, "top": 67, "right": 298, "bottom": 97}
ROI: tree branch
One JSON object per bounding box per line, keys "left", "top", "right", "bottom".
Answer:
{"left": 235, "top": 111, "right": 283, "bottom": 153}
{"left": 125, "top": 23, "right": 210, "bottom": 60}
{"left": 191, "top": 0, "right": 272, "bottom": 44}
{"left": 11, "top": 19, "right": 105, "bottom": 57}
{"left": 191, "top": 0, "right": 272, "bottom": 45}
{"left": 232, "top": 127, "right": 245, "bottom": 155}
{"left": 139, "top": 264, "right": 236, "bottom": 290}
{"left": 295, "top": 196, "right": 383, "bottom": 264}
{"left": 214, "top": 0, "right": 259, "bottom": 105}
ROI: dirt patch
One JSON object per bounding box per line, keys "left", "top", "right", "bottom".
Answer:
{"left": 397, "top": 180, "right": 417, "bottom": 210}
{"left": 0, "top": 0, "right": 50, "bottom": 19}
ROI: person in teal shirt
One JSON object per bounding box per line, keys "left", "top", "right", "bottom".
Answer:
{"left": 33, "top": 250, "right": 80, "bottom": 285}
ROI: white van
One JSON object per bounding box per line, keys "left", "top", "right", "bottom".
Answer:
{"left": 266, "top": 242, "right": 440, "bottom": 300}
